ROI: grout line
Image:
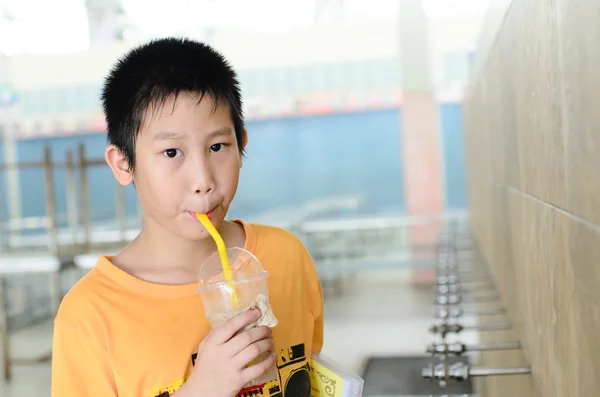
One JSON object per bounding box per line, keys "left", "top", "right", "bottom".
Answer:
{"left": 506, "top": 185, "right": 600, "bottom": 233}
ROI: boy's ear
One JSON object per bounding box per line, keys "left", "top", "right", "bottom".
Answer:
{"left": 240, "top": 129, "right": 248, "bottom": 168}
{"left": 242, "top": 128, "right": 248, "bottom": 150}
{"left": 105, "top": 145, "right": 134, "bottom": 186}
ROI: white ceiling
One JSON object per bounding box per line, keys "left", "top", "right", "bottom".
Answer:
{"left": 0, "top": 0, "right": 489, "bottom": 55}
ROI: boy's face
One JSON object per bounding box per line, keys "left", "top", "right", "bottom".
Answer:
{"left": 109, "top": 93, "right": 243, "bottom": 240}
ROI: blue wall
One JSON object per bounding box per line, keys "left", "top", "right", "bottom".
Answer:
{"left": 440, "top": 104, "right": 468, "bottom": 210}
{"left": 1, "top": 109, "right": 406, "bottom": 224}
{"left": 0, "top": 105, "right": 468, "bottom": 225}
{"left": 236, "top": 109, "right": 405, "bottom": 217}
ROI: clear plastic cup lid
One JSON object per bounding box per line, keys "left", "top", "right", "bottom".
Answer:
{"left": 198, "top": 247, "right": 267, "bottom": 289}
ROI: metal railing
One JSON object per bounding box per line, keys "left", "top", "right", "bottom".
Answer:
{"left": 299, "top": 212, "right": 469, "bottom": 295}
{"left": 0, "top": 143, "right": 133, "bottom": 256}
{"left": 0, "top": 144, "right": 133, "bottom": 380}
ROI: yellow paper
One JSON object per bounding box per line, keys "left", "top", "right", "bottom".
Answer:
{"left": 310, "top": 358, "right": 344, "bottom": 397}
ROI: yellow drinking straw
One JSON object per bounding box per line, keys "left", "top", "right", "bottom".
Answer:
{"left": 195, "top": 213, "right": 239, "bottom": 308}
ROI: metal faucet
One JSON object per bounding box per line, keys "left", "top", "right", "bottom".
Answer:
{"left": 429, "top": 322, "right": 512, "bottom": 338}
{"left": 426, "top": 341, "right": 521, "bottom": 356}
{"left": 437, "top": 274, "right": 461, "bottom": 285}
{"left": 436, "top": 284, "right": 495, "bottom": 295}
{"left": 434, "top": 293, "right": 499, "bottom": 306}
{"left": 437, "top": 269, "right": 472, "bottom": 277}
{"left": 434, "top": 306, "right": 506, "bottom": 319}
{"left": 437, "top": 271, "right": 491, "bottom": 282}
{"left": 437, "top": 275, "right": 493, "bottom": 287}
{"left": 422, "top": 362, "right": 531, "bottom": 386}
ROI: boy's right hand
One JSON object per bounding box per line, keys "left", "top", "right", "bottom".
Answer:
{"left": 178, "top": 308, "right": 275, "bottom": 397}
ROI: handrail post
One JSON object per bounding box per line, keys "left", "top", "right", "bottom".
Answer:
{"left": 43, "top": 145, "right": 58, "bottom": 256}
{"left": 78, "top": 144, "right": 91, "bottom": 253}
{"left": 65, "top": 150, "right": 79, "bottom": 245}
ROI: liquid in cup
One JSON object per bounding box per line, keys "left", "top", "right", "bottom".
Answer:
{"left": 198, "top": 247, "right": 278, "bottom": 386}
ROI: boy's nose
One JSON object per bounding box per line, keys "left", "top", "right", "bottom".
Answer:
{"left": 191, "top": 170, "right": 215, "bottom": 194}
{"left": 192, "top": 179, "right": 214, "bottom": 194}
{"left": 189, "top": 156, "right": 215, "bottom": 194}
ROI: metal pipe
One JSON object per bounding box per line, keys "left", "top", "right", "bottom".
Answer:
{"left": 462, "top": 294, "right": 499, "bottom": 303}
{"left": 467, "top": 366, "right": 531, "bottom": 377}
{"left": 449, "top": 362, "right": 531, "bottom": 380}
{"left": 437, "top": 264, "right": 479, "bottom": 274}
{"left": 422, "top": 362, "right": 531, "bottom": 384}
{"left": 434, "top": 306, "right": 505, "bottom": 319}
{"left": 465, "top": 341, "right": 521, "bottom": 352}
{"left": 461, "top": 305, "right": 505, "bottom": 314}
{"left": 462, "top": 322, "right": 513, "bottom": 331}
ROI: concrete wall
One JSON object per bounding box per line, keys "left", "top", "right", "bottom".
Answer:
{"left": 465, "top": 0, "right": 600, "bottom": 396}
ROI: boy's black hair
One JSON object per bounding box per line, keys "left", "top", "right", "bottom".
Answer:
{"left": 101, "top": 37, "right": 245, "bottom": 169}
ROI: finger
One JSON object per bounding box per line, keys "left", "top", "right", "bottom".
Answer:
{"left": 211, "top": 308, "right": 262, "bottom": 345}
{"left": 240, "top": 351, "right": 276, "bottom": 383}
{"left": 234, "top": 338, "right": 275, "bottom": 368}
{"left": 227, "top": 326, "right": 272, "bottom": 356}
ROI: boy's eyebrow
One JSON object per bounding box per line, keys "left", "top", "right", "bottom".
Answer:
{"left": 208, "top": 127, "right": 234, "bottom": 138}
{"left": 153, "top": 127, "right": 233, "bottom": 141}
{"left": 153, "top": 131, "right": 185, "bottom": 141}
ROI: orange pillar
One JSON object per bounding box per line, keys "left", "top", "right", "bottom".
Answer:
{"left": 399, "top": 1, "right": 444, "bottom": 284}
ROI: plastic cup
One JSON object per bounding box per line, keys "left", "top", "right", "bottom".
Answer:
{"left": 198, "top": 247, "right": 278, "bottom": 386}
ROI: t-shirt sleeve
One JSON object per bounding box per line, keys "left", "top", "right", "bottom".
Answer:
{"left": 51, "top": 320, "right": 117, "bottom": 397}
{"left": 301, "top": 244, "right": 324, "bottom": 353}
{"left": 312, "top": 293, "right": 324, "bottom": 353}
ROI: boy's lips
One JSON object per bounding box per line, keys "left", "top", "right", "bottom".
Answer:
{"left": 188, "top": 207, "right": 218, "bottom": 220}
{"left": 205, "top": 207, "right": 217, "bottom": 218}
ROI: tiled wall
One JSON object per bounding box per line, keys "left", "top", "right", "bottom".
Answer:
{"left": 464, "top": 0, "right": 600, "bottom": 396}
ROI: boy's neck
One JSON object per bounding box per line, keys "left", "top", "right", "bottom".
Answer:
{"left": 112, "top": 219, "right": 245, "bottom": 285}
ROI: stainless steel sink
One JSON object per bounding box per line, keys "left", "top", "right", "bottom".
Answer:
{"left": 361, "top": 355, "right": 474, "bottom": 396}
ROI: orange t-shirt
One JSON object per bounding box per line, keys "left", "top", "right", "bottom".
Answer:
{"left": 51, "top": 221, "right": 324, "bottom": 397}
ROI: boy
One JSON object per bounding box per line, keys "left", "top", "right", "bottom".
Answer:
{"left": 51, "top": 37, "right": 324, "bottom": 397}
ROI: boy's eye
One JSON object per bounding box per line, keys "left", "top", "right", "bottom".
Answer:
{"left": 210, "top": 143, "right": 226, "bottom": 153}
{"left": 163, "top": 149, "right": 183, "bottom": 158}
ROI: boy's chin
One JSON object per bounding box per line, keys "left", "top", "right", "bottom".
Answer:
{"left": 176, "top": 228, "right": 217, "bottom": 242}
{"left": 179, "top": 220, "right": 226, "bottom": 241}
